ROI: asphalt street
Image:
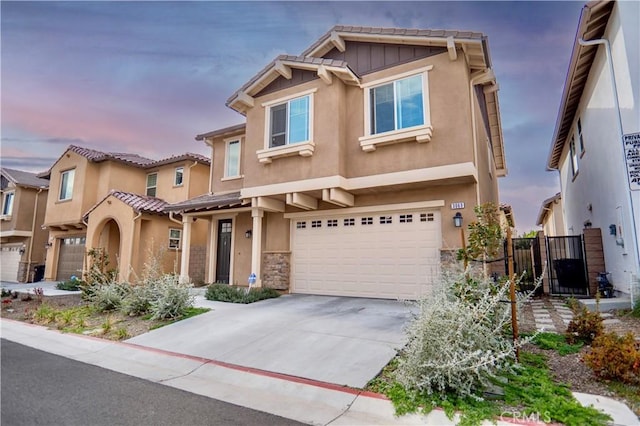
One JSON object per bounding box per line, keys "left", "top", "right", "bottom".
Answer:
{"left": 0, "top": 339, "right": 305, "bottom": 426}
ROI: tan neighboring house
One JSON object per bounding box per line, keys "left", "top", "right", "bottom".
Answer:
{"left": 167, "top": 25, "right": 507, "bottom": 300}
{"left": 40, "top": 145, "right": 210, "bottom": 283}
{"left": 536, "top": 193, "right": 565, "bottom": 237}
{"left": 0, "top": 168, "right": 49, "bottom": 282}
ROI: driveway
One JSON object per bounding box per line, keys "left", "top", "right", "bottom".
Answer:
{"left": 127, "top": 294, "right": 414, "bottom": 388}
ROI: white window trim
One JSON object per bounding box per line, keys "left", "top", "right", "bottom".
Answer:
{"left": 359, "top": 66, "right": 433, "bottom": 152}
{"left": 58, "top": 169, "right": 75, "bottom": 201}
{"left": 1, "top": 190, "right": 15, "bottom": 220}
{"left": 569, "top": 136, "right": 579, "bottom": 178}
{"left": 174, "top": 166, "right": 184, "bottom": 187}
{"left": 224, "top": 137, "right": 243, "bottom": 179}
{"left": 168, "top": 228, "right": 182, "bottom": 250}
{"left": 259, "top": 89, "right": 316, "bottom": 163}
{"left": 146, "top": 172, "right": 158, "bottom": 197}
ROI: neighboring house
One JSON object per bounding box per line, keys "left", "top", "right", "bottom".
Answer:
{"left": 39, "top": 145, "right": 210, "bottom": 283}
{"left": 0, "top": 168, "right": 49, "bottom": 282}
{"left": 536, "top": 193, "right": 564, "bottom": 237}
{"left": 546, "top": 0, "right": 639, "bottom": 295}
{"left": 168, "top": 25, "right": 507, "bottom": 300}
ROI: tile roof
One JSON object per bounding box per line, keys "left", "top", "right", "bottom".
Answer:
{"left": 195, "top": 123, "right": 246, "bottom": 141}
{"left": 164, "top": 191, "right": 246, "bottom": 212}
{"left": 1, "top": 167, "right": 50, "bottom": 189}
{"left": 84, "top": 190, "right": 170, "bottom": 219}
{"left": 68, "top": 145, "right": 155, "bottom": 167}
{"left": 148, "top": 153, "right": 211, "bottom": 167}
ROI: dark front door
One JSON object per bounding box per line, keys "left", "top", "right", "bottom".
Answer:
{"left": 216, "top": 220, "right": 232, "bottom": 284}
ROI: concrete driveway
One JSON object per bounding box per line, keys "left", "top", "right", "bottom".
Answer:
{"left": 127, "top": 294, "right": 414, "bottom": 388}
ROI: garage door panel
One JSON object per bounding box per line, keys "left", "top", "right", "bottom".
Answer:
{"left": 292, "top": 210, "right": 441, "bottom": 299}
{"left": 1, "top": 245, "right": 22, "bottom": 282}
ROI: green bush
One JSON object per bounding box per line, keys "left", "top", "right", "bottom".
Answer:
{"left": 56, "top": 278, "right": 83, "bottom": 291}
{"left": 532, "top": 332, "right": 583, "bottom": 356}
{"left": 120, "top": 284, "right": 154, "bottom": 316}
{"left": 205, "top": 284, "right": 280, "bottom": 304}
{"left": 148, "top": 275, "right": 194, "bottom": 320}
{"left": 89, "top": 282, "right": 131, "bottom": 312}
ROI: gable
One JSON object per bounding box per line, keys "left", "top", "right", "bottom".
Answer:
{"left": 256, "top": 68, "right": 319, "bottom": 98}
{"left": 322, "top": 41, "right": 447, "bottom": 76}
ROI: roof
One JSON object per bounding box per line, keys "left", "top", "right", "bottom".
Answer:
{"left": 547, "top": 0, "right": 615, "bottom": 169}
{"left": 226, "top": 25, "right": 492, "bottom": 115}
{"left": 84, "top": 190, "right": 170, "bottom": 219}
{"left": 164, "top": 191, "right": 247, "bottom": 213}
{"left": 40, "top": 145, "right": 211, "bottom": 178}
{"left": 195, "top": 123, "right": 246, "bottom": 142}
{"left": 1, "top": 167, "right": 49, "bottom": 189}
{"left": 536, "top": 192, "right": 562, "bottom": 226}
{"left": 499, "top": 203, "right": 515, "bottom": 228}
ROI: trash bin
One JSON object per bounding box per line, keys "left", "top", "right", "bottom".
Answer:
{"left": 33, "top": 265, "right": 45, "bottom": 282}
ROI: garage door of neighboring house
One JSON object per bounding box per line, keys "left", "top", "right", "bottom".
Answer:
{"left": 56, "top": 237, "right": 86, "bottom": 281}
{"left": 0, "top": 244, "right": 22, "bottom": 282}
{"left": 291, "top": 210, "right": 441, "bottom": 300}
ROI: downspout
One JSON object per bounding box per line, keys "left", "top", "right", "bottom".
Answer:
{"left": 579, "top": 36, "right": 640, "bottom": 307}
{"left": 187, "top": 160, "right": 198, "bottom": 198}
{"left": 128, "top": 211, "right": 142, "bottom": 282}
{"left": 168, "top": 211, "right": 182, "bottom": 225}
{"left": 469, "top": 69, "right": 495, "bottom": 206}
{"left": 27, "top": 188, "right": 43, "bottom": 281}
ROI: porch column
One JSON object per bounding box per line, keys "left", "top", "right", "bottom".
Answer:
{"left": 207, "top": 217, "right": 217, "bottom": 283}
{"left": 251, "top": 208, "right": 264, "bottom": 287}
{"left": 179, "top": 216, "right": 192, "bottom": 284}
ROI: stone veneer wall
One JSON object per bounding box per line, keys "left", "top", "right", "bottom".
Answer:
{"left": 189, "top": 245, "right": 206, "bottom": 285}
{"left": 262, "top": 251, "right": 290, "bottom": 290}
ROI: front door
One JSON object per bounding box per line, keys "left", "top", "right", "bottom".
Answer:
{"left": 216, "top": 219, "right": 232, "bottom": 283}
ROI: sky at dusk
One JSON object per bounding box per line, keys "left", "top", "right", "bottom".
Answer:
{"left": 1, "top": 1, "right": 587, "bottom": 233}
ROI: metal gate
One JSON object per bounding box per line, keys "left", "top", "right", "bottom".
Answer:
{"left": 504, "top": 238, "right": 543, "bottom": 295}
{"left": 546, "top": 236, "right": 589, "bottom": 295}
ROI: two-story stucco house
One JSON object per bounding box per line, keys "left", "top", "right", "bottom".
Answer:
{"left": 0, "top": 168, "right": 49, "bottom": 282}
{"left": 168, "top": 25, "right": 507, "bottom": 300}
{"left": 40, "top": 145, "right": 211, "bottom": 283}
{"left": 546, "top": 0, "right": 639, "bottom": 297}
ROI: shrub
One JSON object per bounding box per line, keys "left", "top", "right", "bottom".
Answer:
{"left": 1, "top": 288, "right": 11, "bottom": 298}
{"left": 120, "top": 284, "right": 154, "bottom": 316}
{"left": 584, "top": 332, "right": 640, "bottom": 385}
{"left": 32, "top": 303, "right": 58, "bottom": 324}
{"left": 205, "top": 284, "right": 280, "bottom": 304}
{"left": 566, "top": 306, "right": 603, "bottom": 344}
{"left": 531, "top": 332, "right": 583, "bottom": 356}
{"left": 56, "top": 278, "right": 82, "bottom": 291}
{"left": 395, "top": 266, "right": 536, "bottom": 399}
{"left": 148, "top": 275, "right": 193, "bottom": 320}
{"left": 89, "top": 282, "right": 131, "bottom": 312}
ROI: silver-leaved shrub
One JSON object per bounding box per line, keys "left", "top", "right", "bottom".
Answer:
{"left": 396, "top": 265, "right": 537, "bottom": 399}
{"left": 148, "top": 274, "right": 194, "bottom": 320}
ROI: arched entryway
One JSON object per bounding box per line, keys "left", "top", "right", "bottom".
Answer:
{"left": 92, "top": 218, "right": 122, "bottom": 274}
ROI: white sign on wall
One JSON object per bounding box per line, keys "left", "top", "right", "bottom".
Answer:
{"left": 624, "top": 132, "right": 640, "bottom": 191}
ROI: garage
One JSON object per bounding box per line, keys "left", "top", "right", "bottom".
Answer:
{"left": 291, "top": 209, "right": 441, "bottom": 300}
{"left": 0, "top": 244, "right": 22, "bottom": 282}
{"left": 56, "top": 236, "right": 86, "bottom": 281}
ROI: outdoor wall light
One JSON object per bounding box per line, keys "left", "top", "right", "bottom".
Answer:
{"left": 453, "top": 212, "right": 463, "bottom": 228}
{"left": 19, "top": 246, "right": 26, "bottom": 255}
{"left": 609, "top": 224, "right": 617, "bottom": 236}
{"left": 245, "top": 230, "right": 252, "bottom": 239}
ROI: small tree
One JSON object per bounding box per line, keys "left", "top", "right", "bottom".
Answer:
{"left": 457, "top": 202, "right": 504, "bottom": 268}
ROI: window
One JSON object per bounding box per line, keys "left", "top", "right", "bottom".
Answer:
{"left": 168, "top": 228, "right": 182, "bottom": 249}
{"left": 379, "top": 216, "right": 392, "bottom": 224}
{"left": 311, "top": 220, "right": 322, "bottom": 228}
{"left": 420, "top": 213, "right": 434, "bottom": 222}
{"left": 400, "top": 214, "right": 413, "bottom": 223}
{"left": 59, "top": 169, "right": 75, "bottom": 201}
{"left": 225, "top": 140, "right": 241, "bottom": 177}
{"left": 146, "top": 173, "right": 157, "bottom": 197}
{"left": 327, "top": 219, "right": 338, "bottom": 228}
{"left": 569, "top": 136, "right": 579, "bottom": 177}
{"left": 370, "top": 74, "right": 424, "bottom": 135}
{"left": 296, "top": 221, "right": 306, "bottom": 229}
{"left": 577, "top": 118, "right": 585, "bottom": 154}
{"left": 174, "top": 167, "right": 184, "bottom": 186}
{"left": 269, "top": 95, "right": 310, "bottom": 147}
{"left": 2, "top": 192, "right": 15, "bottom": 216}
{"left": 361, "top": 217, "right": 373, "bottom": 225}
{"left": 344, "top": 218, "right": 355, "bottom": 227}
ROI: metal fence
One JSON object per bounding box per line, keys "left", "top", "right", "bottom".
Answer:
{"left": 546, "top": 235, "right": 589, "bottom": 296}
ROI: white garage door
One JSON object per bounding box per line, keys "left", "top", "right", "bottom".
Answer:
{"left": 291, "top": 210, "right": 441, "bottom": 300}
{"left": 1, "top": 245, "right": 22, "bottom": 282}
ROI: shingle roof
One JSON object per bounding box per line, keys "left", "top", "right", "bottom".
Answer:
{"left": 1, "top": 167, "right": 49, "bottom": 189}
{"left": 164, "top": 191, "right": 246, "bottom": 212}
{"left": 84, "top": 190, "right": 170, "bottom": 219}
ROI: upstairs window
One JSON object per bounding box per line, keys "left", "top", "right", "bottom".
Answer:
{"left": 577, "top": 118, "right": 585, "bottom": 155}
{"left": 168, "top": 228, "right": 182, "bottom": 249}
{"left": 174, "top": 167, "right": 184, "bottom": 186}
{"left": 269, "top": 95, "right": 310, "bottom": 148}
{"left": 2, "top": 191, "right": 14, "bottom": 216}
{"left": 225, "top": 140, "right": 241, "bottom": 178}
{"left": 569, "top": 136, "right": 579, "bottom": 177}
{"left": 146, "top": 173, "right": 157, "bottom": 197}
{"left": 59, "top": 169, "right": 75, "bottom": 201}
{"left": 370, "top": 74, "right": 424, "bottom": 135}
